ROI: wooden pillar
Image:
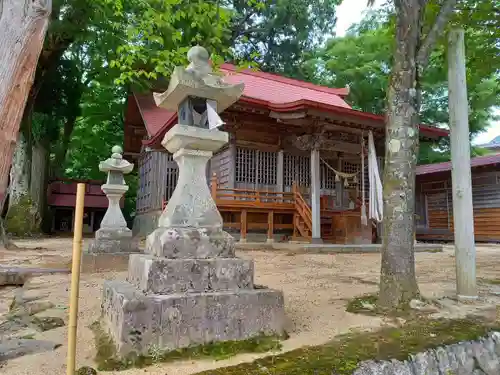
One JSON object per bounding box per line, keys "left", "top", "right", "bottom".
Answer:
{"left": 239, "top": 209, "right": 247, "bottom": 243}
{"left": 448, "top": 28, "right": 477, "bottom": 299}
{"left": 71, "top": 208, "right": 75, "bottom": 232}
{"left": 210, "top": 173, "right": 218, "bottom": 199}
{"left": 90, "top": 211, "right": 95, "bottom": 232}
{"left": 335, "top": 157, "right": 343, "bottom": 208}
{"left": 277, "top": 150, "right": 284, "bottom": 193}
{"left": 310, "top": 148, "right": 322, "bottom": 243}
{"left": 267, "top": 211, "right": 274, "bottom": 243}
{"left": 51, "top": 208, "right": 56, "bottom": 232}
{"left": 228, "top": 135, "right": 236, "bottom": 189}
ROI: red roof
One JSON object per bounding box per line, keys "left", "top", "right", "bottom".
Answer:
{"left": 134, "top": 64, "right": 351, "bottom": 138}
{"left": 416, "top": 153, "right": 500, "bottom": 175}
{"left": 131, "top": 64, "right": 449, "bottom": 147}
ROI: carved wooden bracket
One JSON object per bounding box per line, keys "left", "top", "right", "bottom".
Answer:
{"left": 284, "top": 131, "right": 362, "bottom": 154}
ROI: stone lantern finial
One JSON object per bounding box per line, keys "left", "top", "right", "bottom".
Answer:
{"left": 153, "top": 45, "right": 244, "bottom": 132}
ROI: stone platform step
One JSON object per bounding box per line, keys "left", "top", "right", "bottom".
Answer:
{"left": 127, "top": 254, "right": 254, "bottom": 294}
{"left": 101, "top": 280, "right": 285, "bottom": 356}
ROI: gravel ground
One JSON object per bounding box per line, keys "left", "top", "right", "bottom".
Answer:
{"left": 1, "top": 239, "right": 499, "bottom": 375}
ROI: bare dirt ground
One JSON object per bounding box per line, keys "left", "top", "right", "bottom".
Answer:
{"left": 1, "top": 238, "right": 500, "bottom": 375}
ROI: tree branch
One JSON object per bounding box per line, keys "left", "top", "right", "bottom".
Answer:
{"left": 230, "top": 11, "right": 256, "bottom": 41}
{"left": 417, "top": 0, "right": 459, "bottom": 70}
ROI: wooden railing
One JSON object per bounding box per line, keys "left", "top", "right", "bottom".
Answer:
{"left": 292, "top": 182, "right": 313, "bottom": 239}
{"left": 210, "top": 174, "right": 295, "bottom": 208}
{"left": 215, "top": 188, "right": 294, "bottom": 205}
{"left": 158, "top": 175, "right": 371, "bottom": 244}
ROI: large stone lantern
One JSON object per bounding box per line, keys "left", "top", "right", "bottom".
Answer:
{"left": 101, "top": 46, "right": 285, "bottom": 357}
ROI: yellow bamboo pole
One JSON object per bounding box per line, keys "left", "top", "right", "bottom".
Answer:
{"left": 66, "top": 183, "right": 86, "bottom": 375}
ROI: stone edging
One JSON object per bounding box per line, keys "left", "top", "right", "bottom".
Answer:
{"left": 353, "top": 331, "right": 500, "bottom": 375}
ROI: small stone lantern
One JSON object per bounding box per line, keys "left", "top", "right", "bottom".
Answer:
{"left": 88, "top": 146, "right": 136, "bottom": 254}
{"left": 100, "top": 46, "right": 285, "bottom": 357}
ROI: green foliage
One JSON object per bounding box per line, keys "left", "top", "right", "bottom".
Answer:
{"left": 192, "top": 318, "right": 500, "bottom": 375}
{"left": 107, "top": 0, "right": 232, "bottom": 86}
{"left": 228, "top": 0, "right": 342, "bottom": 79}
{"left": 32, "top": 58, "right": 83, "bottom": 150}
{"left": 90, "top": 320, "right": 284, "bottom": 371}
{"left": 63, "top": 84, "right": 125, "bottom": 181}
{"left": 315, "top": 4, "right": 500, "bottom": 164}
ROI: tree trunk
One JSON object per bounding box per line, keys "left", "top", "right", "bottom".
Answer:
{"left": 378, "top": 0, "right": 423, "bottom": 310}
{"left": 9, "top": 129, "right": 32, "bottom": 209}
{"left": 52, "top": 116, "right": 76, "bottom": 177}
{"left": 30, "top": 140, "right": 50, "bottom": 232}
{"left": 0, "top": 0, "right": 52, "bottom": 212}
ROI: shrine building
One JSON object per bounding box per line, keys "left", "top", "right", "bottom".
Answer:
{"left": 123, "top": 64, "right": 447, "bottom": 244}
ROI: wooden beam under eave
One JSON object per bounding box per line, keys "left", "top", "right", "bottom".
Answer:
{"left": 269, "top": 111, "right": 307, "bottom": 120}
{"left": 308, "top": 108, "right": 384, "bottom": 129}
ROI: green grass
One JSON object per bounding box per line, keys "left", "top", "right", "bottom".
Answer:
{"left": 90, "top": 320, "right": 286, "bottom": 371}
{"left": 191, "top": 318, "right": 500, "bottom": 375}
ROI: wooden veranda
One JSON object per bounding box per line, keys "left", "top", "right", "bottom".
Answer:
{"left": 160, "top": 176, "right": 367, "bottom": 243}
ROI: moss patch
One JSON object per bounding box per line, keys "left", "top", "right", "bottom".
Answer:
{"left": 345, "top": 294, "right": 379, "bottom": 316}
{"left": 5, "top": 195, "right": 41, "bottom": 237}
{"left": 345, "top": 294, "right": 437, "bottom": 318}
{"left": 191, "top": 318, "right": 500, "bottom": 375}
{"left": 481, "top": 278, "right": 500, "bottom": 285}
{"left": 31, "top": 316, "right": 65, "bottom": 332}
{"left": 424, "top": 248, "right": 443, "bottom": 253}
{"left": 90, "top": 320, "right": 285, "bottom": 371}
{"left": 75, "top": 367, "right": 98, "bottom": 375}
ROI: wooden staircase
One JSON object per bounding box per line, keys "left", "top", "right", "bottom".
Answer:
{"left": 292, "top": 183, "right": 313, "bottom": 241}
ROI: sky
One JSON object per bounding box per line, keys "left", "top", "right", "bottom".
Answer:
{"left": 333, "top": 0, "right": 500, "bottom": 146}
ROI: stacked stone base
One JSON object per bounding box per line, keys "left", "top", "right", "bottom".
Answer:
{"left": 88, "top": 228, "right": 138, "bottom": 254}
{"left": 101, "top": 226, "right": 285, "bottom": 357}
{"left": 102, "top": 280, "right": 285, "bottom": 356}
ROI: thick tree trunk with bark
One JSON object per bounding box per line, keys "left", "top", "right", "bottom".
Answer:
{"left": 378, "top": 0, "right": 423, "bottom": 309}
{"left": 9, "top": 129, "right": 32, "bottom": 209}
{"left": 0, "top": 0, "right": 52, "bottom": 220}
{"left": 30, "top": 140, "right": 49, "bottom": 231}
{"left": 378, "top": 0, "right": 459, "bottom": 310}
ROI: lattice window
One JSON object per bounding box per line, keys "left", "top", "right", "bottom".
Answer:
{"left": 342, "top": 160, "right": 361, "bottom": 190}
{"left": 257, "top": 151, "right": 277, "bottom": 185}
{"left": 137, "top": 151, "right": 153, "bottom": 212}
{"left": 320, "top": 159, "right": 336, "bottom": 190}
{"left": 284, "top": 154, "right": 310, "bottom": 187}
{"left": 426, "top": 192, "right": 449, "bottom": 209}
{"left": 235, "top": 148, "right": 257, "bottom": 184}
{"left": 421, "top": 181, "right": 447, "bottom": 192}
{"left": 163, "top": 152, "right": 179, "bottom": 201}
{"left": 472, "top": 174, "right": 498, "bottom": 186}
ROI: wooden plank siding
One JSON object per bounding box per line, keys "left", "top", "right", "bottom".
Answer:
{"left": 416, "top": 166, "right": 500, "bottom": 242}
{"left": 210, "top": 145, "right": 233, "bottom": 189}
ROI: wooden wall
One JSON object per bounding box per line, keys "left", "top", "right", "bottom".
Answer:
{"left": 136, "top": 150, "right": 178, "bottom": 213}
{"left": 416, "top": 165, "right": 500, "bottom": 242}
{"left": 210, "top": 145, "right": 234, "bottom": 189}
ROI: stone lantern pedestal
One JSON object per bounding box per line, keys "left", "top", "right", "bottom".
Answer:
{"left": 100, "top": 46, "right": 285, "bottom": 357}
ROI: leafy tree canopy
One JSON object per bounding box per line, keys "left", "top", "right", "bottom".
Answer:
{"left": 312, "top": 2, "right": 499, "bottom": 164}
